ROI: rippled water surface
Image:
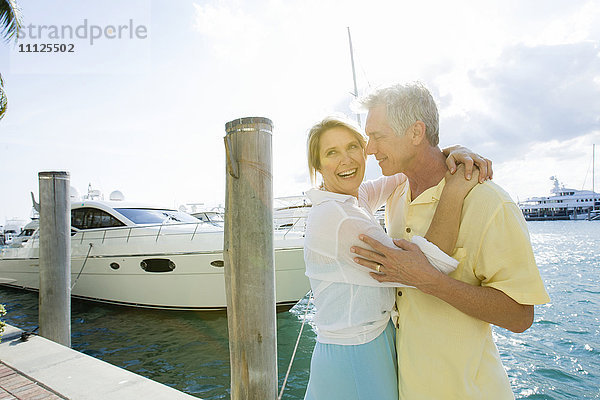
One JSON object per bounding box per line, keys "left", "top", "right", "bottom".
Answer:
{"left": 1, "top": 221, "right": 599, "bottom": 399}
{"left": 503, "top": 221, "right": 600, "bottom": 399}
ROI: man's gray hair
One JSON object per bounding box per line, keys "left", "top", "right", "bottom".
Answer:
{"left": 357, "top": 82, "right": 440, "bottom": 146}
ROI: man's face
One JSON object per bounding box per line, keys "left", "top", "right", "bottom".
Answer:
{"left": 364, "top": 104, "right": 415, "bottom": 176}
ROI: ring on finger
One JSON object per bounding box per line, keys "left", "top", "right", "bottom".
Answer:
{"left": 376, "top": 263, "right": 382, "bottom": 273}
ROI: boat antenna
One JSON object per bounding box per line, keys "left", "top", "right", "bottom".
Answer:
{"left": 347, "top": 27, "right": 361, "bottom": 127}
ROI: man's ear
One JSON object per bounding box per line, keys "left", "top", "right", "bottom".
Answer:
{"left": 410, "top": 121, "right": 427, "bottom": 145}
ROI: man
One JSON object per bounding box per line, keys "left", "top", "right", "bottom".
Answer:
{"left": 351, "top": 82, "right": 550, "bottom": 399}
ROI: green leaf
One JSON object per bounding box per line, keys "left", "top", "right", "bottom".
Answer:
{"left": 0, "top": 0, "right": 23, "bottom": 42}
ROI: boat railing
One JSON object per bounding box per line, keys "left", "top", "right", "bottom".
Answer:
{"left": 21, "top": 217, "right": 306, "bottom": 248}
{"left": 17, "top": 222, "right": 214, "bottom": 247}
{"left": 274, "top": 215, "right": 307, "bottom": 239}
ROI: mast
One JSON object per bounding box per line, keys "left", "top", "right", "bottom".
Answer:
{"left": 593, "top": 144, "right": 597, "bottom": 220}
{"left": 347, "top": 27, "right": 361, "bottom": 127}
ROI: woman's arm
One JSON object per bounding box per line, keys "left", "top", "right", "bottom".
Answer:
{"left": 424, "top": 165, "right": 479, "bottom": 255}
{"left": 359, "top": 145, "right": 493, "bottom": 213}
{"left": 336, "top": 210, "right": 459, "bottom": 288}
{"left": 443, "top": 145, "right": 493, "bottom": 183}
{"left": 360, "top": 173, "right": 407, "bottom": 213}
{"left": 361, "top": 146, "right": 492, "bottom": 210}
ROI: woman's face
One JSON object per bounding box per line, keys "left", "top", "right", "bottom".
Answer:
{"left": 318, "top": 127, "right": 366, "bottom": 197}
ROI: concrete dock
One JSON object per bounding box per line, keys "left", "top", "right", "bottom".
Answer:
{"left": 0, "top": 324, "right": 199, "bottom": 400}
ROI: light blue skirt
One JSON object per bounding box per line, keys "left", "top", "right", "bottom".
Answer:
{"left": 304, "top": 320, "right": 398, "bottom": 400}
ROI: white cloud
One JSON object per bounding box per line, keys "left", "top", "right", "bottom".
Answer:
{"left": 440, "top": 41, "right": 600, "bottom": 157}
{"left": 494, "top": 131, "right": 600, "bottom": 202}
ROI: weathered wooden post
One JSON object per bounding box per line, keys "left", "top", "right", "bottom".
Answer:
{"left": 223, "top": 117, "right": 277, "bottom": 399}
{"left": 38, "top": 171, "right": 71, "bottom": 347}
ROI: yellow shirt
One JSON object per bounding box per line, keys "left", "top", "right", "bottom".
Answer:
{"left": 386, "top": 178, "right": 550, "bottom": 400}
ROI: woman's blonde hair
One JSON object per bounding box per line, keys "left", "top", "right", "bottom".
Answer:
{"left": 307, "top": 115, "right": 366, "bottom": 185}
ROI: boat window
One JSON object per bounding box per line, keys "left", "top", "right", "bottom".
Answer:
{"left": 18, "top": 229, "right": 36, "bottom": 237}
{"left": 114, "top": 208, "right": 199, "bottom": 225}
{"left": 193, "top": 212, "right": 224, "bottom": 223}
{"left": 72, "top": 208, "right": 126, "bottom": 230}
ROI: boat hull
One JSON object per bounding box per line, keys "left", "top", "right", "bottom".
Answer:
{"left": 1, "top": 196, "right": 311, "bottom": 310}
{"left": 0, "top": 247, "right": 308, "bottom": 310}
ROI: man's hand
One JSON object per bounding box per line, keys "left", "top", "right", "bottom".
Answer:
{"left": 351, "top": 234, "right": 443, "bottom": 291}
{"left": 351, "top": 234, "right": 535, "bottom": 333}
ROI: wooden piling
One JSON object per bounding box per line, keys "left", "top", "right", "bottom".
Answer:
{"left": 38, "top": 171, "right": 71, "bottom": 347}
{"left": 223, "top": 117, "right": 277, "bottom": 400}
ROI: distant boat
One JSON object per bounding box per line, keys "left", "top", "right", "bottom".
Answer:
{"left": 272, "top": 195, "right": 312, "bottom": 230}
{"left": 0, "top": 186, "right": 310, "bottom": 310}
{"left": 518, "top": 176, "right": 600, "bottom": 221}
{"left": 1, "top": 218, "right": 27, "bottom": 246}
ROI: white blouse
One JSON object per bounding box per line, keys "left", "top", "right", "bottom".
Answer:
{"left": 304, "top": 175, "right": 459, "bottom": 345}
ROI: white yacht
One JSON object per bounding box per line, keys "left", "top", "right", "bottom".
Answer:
{"left": 0, "top": 188, "right": 309, "bottom": 310}
{"left": 184, "top": 196, "right": 312, "bottom": 231}
{"left": 518, "top": 177, "right": 600, "bottom": 221}
{"left": 272, "top": 195, "right": 311, "bottom": 231}
{"left": 1, "top": 218, "right": 27, "bottom": 245}
{"left": 273, "top": 194, "right": 388, "bottom": 230}
{"left": 8, "top": 219, "right": 39, "bottom": 247}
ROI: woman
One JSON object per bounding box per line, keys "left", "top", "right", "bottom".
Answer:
{"left": 303, "top": 116, "right": 487, "bottom": 400}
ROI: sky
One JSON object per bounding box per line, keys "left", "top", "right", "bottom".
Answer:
{"left": 1, "top": 0, "right": 599, "bottom": 222}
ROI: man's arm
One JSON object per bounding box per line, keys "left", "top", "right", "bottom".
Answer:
{"left": 351, "top": 236, "right": 534, "bottom": 333}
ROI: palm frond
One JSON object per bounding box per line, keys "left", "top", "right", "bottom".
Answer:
{"left": 0, "top": 73, "right": 7, "bottom": 122}
{"left": 0, "top": 0, "right": 23, "bottom": 42}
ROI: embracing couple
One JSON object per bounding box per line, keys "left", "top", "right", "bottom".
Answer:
{"left": 302, "top": 82, "right": 550, "bottom": 400}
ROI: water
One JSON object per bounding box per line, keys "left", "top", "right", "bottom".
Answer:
{"left": 1, "top": 221, "right": 599, "bottom": 399}
{"left": 500, "top": 221, "right": 600, "bottom": 399}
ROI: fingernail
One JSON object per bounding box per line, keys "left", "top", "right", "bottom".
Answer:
{"left": 466, "top": 174, "right": 471, "bottom": 180}
{"left": 359, "top": 235, "right": 364, "bottom": 240}
{"left": 350, "top": 247, "right": 356, "bottom": 253}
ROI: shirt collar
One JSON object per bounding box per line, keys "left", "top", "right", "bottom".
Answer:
{"left": 306, "top": 187, "right": 358, "bottom": 206}
{"left": 409, "top": 177, "right": 446, "bottom": 205}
